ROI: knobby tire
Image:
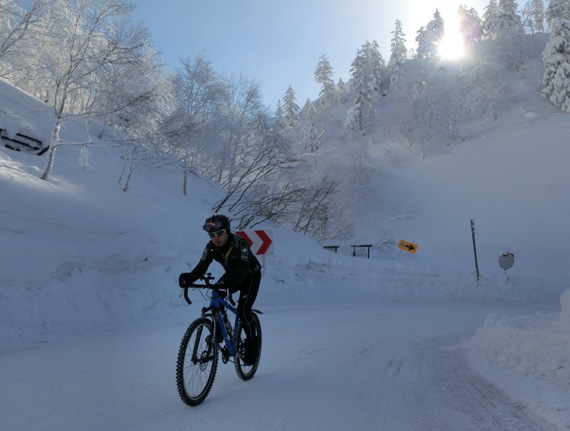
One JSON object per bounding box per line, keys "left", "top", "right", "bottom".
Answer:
{"left": 235, "top": 312, "right": 262, "bottom": 380}
{"left": 176, "top": 317, "right": 218, "bottom": 406}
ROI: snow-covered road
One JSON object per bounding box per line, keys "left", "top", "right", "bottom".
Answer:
{"left": 1, "top": 303, "right": 558, "bottom": 431}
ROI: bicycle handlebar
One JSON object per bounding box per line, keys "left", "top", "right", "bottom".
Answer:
{"left": 182, "top": 273, "right": 232, "bottom": 305}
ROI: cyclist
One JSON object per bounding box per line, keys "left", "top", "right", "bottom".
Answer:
{"left": 179, "top": 214, "right": 261, "bottom": 364}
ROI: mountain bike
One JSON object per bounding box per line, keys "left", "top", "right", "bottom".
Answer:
{"left": 176, "top": 273, "right": 262, "bottom": 406}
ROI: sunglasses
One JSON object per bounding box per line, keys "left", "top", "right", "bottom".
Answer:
{"left": 208, "top": 229, "right": 226, "bottom": 238}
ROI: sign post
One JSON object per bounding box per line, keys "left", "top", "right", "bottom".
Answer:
{"left": 471, "top": 219, "right": 480, "bottom": 281}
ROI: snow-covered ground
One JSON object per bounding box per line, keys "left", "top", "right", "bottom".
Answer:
{"left": 1, "top": 75, "right": 569, "bottom": 428}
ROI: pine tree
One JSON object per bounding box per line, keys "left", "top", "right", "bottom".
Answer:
{"left": 300, "top": 98, "right": 324, "bottom": 153}
{"left": 499, "top": 0, "right": 521, "bottom": 24}
{"left": 346, "top": 41, "right": 386, "bottom": 132}
{"left": 282, "top": 86, "right": 300, "bottom": 130}
{"left": 546, "top": 0, "right": 570, "bottom": 28}
{"left": 416, "top": 9, "right": 445, "bottom": 60}
{"left": 274, "top": 99, "right": 286, "bottom": 134}
{"left": 336, "top": 78, "right": 348, "bottom": 104}
{"left": 415, "top": 26, "right": 426, "bottom": 57}
{"left": 313, "top": 55, "right": 336, "bottom": 110}
{"left": 389, "top": 19, "right": 407, "bottom": 83}
{"left": 482, "top": 0, "right": 501, "bottom": 39}
{"left": 367, "top": 40, "right": 386, "bottom": 94}
{"left": 542, "top": 10, "right": 570, "bottom": 111}
{"left": 497, "top": 0, "right": 524, "bottom": 68}
{"left": 346, "top": 49, "right": 368, "bottom": 132}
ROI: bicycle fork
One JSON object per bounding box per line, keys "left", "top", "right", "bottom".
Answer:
{"left": 191, "top": 324, "right": 214, "bottom": 368}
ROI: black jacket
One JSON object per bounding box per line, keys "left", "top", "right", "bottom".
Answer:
{"left": 186, "top": 233, "right": 261, "bottom": 292}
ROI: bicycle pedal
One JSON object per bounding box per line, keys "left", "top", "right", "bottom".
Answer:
{"left": 221, "top": 346, "right": 229, "bottom": 363}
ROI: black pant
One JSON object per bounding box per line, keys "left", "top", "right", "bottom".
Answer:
{"left": 235, "top": 270, "right": 261, "bottom": 340}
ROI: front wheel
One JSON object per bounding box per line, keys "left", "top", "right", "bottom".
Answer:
{"left": 235, "top": 312, "right": 262, "bottom": 380}
{"left": 176, "top": 317, "right": 218, "bottom": 406}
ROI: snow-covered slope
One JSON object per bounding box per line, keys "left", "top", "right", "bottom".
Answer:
{"left": 1, "top": 41, "right": 569, "bottom": 428}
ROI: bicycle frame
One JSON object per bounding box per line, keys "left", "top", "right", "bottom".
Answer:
{"left": 202, "top": 290, "right": 240, "bottom": 357}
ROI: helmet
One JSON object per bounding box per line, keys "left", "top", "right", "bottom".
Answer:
{"left": 203, "top": 214, "right": 231, "bottom": 233}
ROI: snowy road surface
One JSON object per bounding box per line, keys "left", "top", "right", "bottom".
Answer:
{"left": 1, "top": 304, "right": 558, "bottom": 431}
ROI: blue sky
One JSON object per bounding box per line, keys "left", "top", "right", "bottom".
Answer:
{"left": 131, "top": 0, "right": 490, "bottom": 109}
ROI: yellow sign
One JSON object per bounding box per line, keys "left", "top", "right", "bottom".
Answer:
{"left": 398, "top": 239, "right": 418, "bottom": 254}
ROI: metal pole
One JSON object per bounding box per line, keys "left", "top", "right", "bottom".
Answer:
{"left": 471, "top": 219, "right": 480, "bottom": 281}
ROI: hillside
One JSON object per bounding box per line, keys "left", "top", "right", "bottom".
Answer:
{"left": 1, "top": 33, "right": 570, "bottom": 429}
{"left": 1, "top": 30, "right": 569, "bottom": 337}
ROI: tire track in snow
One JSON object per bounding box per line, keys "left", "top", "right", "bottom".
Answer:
{"left": 401, "top": 336, "right": 559, "bottom": 430}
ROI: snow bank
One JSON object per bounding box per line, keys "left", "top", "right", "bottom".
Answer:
{"left": 465, "top": 288, "right": 570, "bottom": 428}
{"left": 466, "top": 288, "right": 570, "bottom": 390}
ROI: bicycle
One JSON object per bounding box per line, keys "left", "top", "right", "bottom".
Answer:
{"left": 176, "top": 273, "right": 263, "bottom": 406}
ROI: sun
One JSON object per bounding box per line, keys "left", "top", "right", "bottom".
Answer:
{"left": 438, "top": 33, "right": 465, "bottom": 60}
{"left": 438, "top": 8, "right": 465, "bottom": 60}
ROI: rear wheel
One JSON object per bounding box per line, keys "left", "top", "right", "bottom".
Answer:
{"left": 176, "top": 317, "right": 218, "bottom": 406}
{"left": 235, "top": 313, "right": 262, "bottom": 380}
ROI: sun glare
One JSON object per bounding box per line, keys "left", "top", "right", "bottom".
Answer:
{"left": 439, "top": 34, "right": 465, "bottom": 60}
{"left": 438, "top": 8, "right": 465, "bottom": 61}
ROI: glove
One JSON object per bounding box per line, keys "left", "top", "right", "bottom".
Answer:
{"left": 178, "top": 273, "right": 196, "bottom": 288}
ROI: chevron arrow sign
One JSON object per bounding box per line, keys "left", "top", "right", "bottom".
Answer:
{"left": 235, "top": 229, "right": 274, "bottom": 255}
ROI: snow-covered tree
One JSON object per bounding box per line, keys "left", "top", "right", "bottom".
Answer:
{"left": 345, "top": 40, "right": 386, "bottom": 132}
{"left": 499, "top": 0, "right": 523, "bottom": 26}
{"left": 529, "top": 0, "right": 546, "bottom": 33}
{"left": 213, "top": 74, "right": 264, "bottom": 187}
{"left": 416, "top": 9, "right": 445, "bottom": 60}
{"left": 458, "top": 5, "right": 483, "bottom": 49}
{"left": 542, "top": 12, "right": 570, "bottom": 111}
{"left": 398, "top": 80, "right": 437, "bottom": 158}
{"left": 521, "top": 0, "right": 545, "bottom": 33}
{"left": 313, "top": 54, "right": 336, "bottom": 110}
{"left": 482, "top": 0, "right": 501, "bottom": 39}
{"left": 31, "top": 0, "right": 155, "bottom": 181}
{"left": 496, "top": 0, "right": 524, "bottom": 68}
{"left": 546, "top": 0, "right": 570, "bottom": 28}
{"left": 367, "top": 40, "right": 386, "bottom": 94}
{"left": 101, "top": 45, "right": 173, "bottom": 192}
{"left": 389, "top": 19, "right": 407, "bottom": 83}
{"left": 289, "top": 171, "right": 337, "bottom": 237}
{"left": 346, "top": 53, "right": 369, "bottom": 132}
{"left": 282, "top": 85, "right": 300, "bottom": 130}
{"left": 0, "top": 0, "right": 44, "bottom": 71}
{"left": 165, "top": 53, "right": 227, "bottom": 195}
{"left": 274, "top": 99, "right": 286, "bottom": 133}
{"left": 300, "top": 98, "right": 325, "bottom": 154}
{"left": 345, "top": 55, "right": 368, "bottom": 131}
{"left": 336, "top": 78, "right": 348, "bottom": 104}
{"left": 521, "top": 2, "right": 533, "bottom": 32}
